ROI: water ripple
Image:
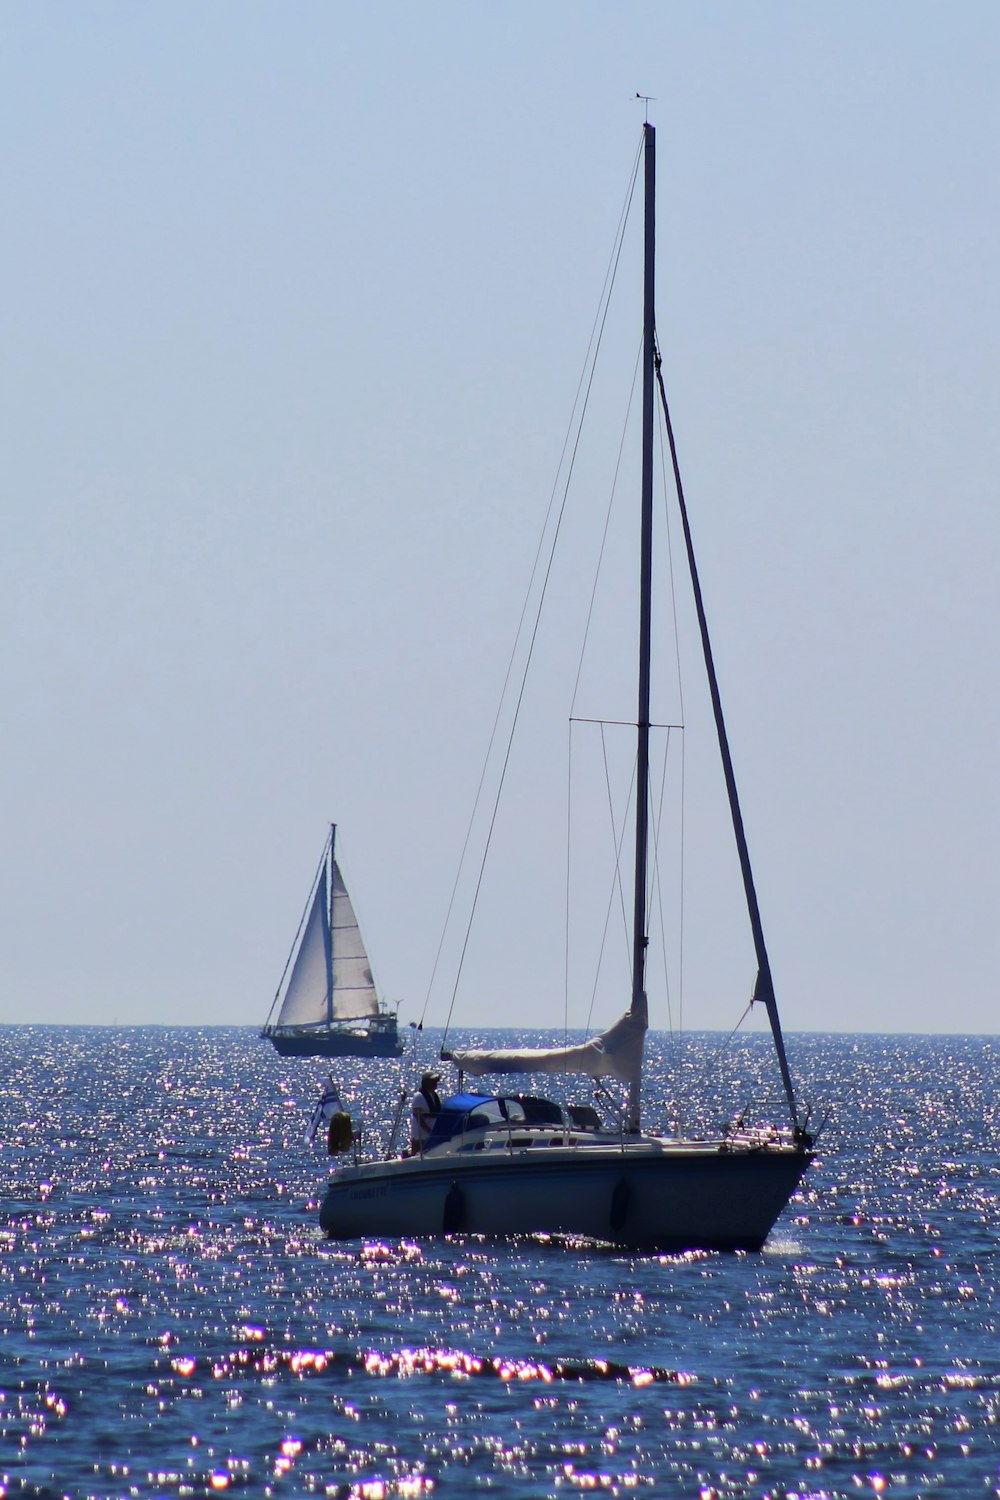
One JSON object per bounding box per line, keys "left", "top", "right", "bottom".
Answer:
{"left": 1, "top": 1027, "right": 999, "bottom": 1495}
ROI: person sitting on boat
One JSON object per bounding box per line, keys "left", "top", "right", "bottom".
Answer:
{"left": 410, "top": 1071, "right": 442, "bottom": 1153}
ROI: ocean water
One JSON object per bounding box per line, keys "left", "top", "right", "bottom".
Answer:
{"left": 1, "top": 1026, "right": 998, "bottom": 1498}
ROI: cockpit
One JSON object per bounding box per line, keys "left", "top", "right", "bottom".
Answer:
{"left": 422, "top": 1092, "right": 604, "bottom": 1153}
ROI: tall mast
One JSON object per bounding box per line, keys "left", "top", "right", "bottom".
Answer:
{"left": 326, "top": 823, "right": 336, "bottom": 1027}
{"left": 628, "top": 121, "right": 656, "bottom": 1133}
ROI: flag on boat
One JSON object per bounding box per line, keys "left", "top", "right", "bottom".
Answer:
{"left": 306, "top": 1078, "right": 343, "bottom": 1143}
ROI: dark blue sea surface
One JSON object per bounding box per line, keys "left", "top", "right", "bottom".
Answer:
{"left": 1, "top": 1026, "right": 998, "bottom": 1497}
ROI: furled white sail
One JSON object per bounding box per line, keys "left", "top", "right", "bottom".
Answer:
{"left": 330, "top": 858, "right": 380, "bottom": 1020}
{"left": 449, "top": 1009, "right": 647, "bottom": 1088}
{"left": 275, "top": 866, "right": 332, "bottom": 1027}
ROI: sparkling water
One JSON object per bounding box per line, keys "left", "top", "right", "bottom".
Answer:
{"left": 1, "top": 1026, "right": 997, "bottom": 1496}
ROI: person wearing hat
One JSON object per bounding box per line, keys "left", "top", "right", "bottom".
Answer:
{"left": 410, "top": 1070, "right": 443, "bottom": 1154}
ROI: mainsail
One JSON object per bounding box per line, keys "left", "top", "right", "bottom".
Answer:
{"left": 330, "top": 858, "right": 380, "bottom": 1021}
{"left": 448, "top": 1009, "right": 646, "bottom": 1089}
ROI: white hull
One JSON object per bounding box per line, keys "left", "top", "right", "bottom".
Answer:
{"left": 319, "top": 1135, "right": 811, "bottom": 1253}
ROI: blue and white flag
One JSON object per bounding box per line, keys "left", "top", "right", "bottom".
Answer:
{"left": 306, "top": 1078, "right": 343, "bottom": 1144}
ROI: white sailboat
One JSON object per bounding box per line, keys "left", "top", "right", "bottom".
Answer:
{"left": 319, "top": 125, "right": 812, "bottom": 1250}
{"left": 261, "top": 825, "right": 402, "bottom": 1059}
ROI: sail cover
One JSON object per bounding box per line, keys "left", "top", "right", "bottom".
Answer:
{"left": 275, "top": 865, "right": 333, "bottom": 1027}
{"left": 330, "top": 858, "right": 380, "bottom": 1020}
{"left": 449, "top": 1009, "right": 646, "bottom": 1089}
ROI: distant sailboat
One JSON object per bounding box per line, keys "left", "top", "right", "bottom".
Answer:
{"left": 261, "top": 825, "right": 402, "bottom": 1058}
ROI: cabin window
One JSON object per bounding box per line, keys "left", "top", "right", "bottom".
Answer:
{"left": 465, "top": 1100, "right": 507, "bottom": 1130}
{"left": 567, "top": 1104, "right": 602, "bottom": 1131}
{"left": 516, "top": 1095, "right": 567, "bottom": 1126}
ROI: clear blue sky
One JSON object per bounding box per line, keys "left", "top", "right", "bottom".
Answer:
{"left": 1, "top": 3, "right": 997, "bottom": 1034}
